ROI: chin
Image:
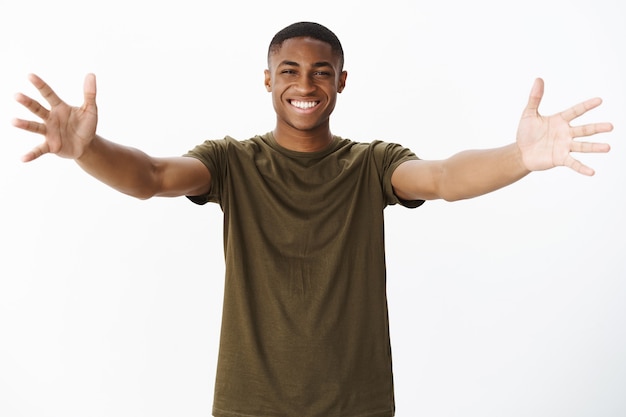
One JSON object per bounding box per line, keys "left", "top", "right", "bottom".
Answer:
{"left": 290, "top": 123, "right": 324, "bottom": 132}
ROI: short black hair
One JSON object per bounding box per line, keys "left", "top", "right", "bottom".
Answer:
{"left": 268, "top": 22, "right": 344, "bottom": 69}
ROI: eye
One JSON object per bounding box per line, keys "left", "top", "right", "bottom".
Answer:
{"left": 281, "top": 69, "right": 297, "bottom": 75}
{"left": 314, "top": 71, "right": 331, "bottom": 77}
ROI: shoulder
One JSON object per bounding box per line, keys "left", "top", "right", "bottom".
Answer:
{"left": 335, "top": 138, "right": 418, "bottom": 162}
{"left": 186, "top": 134, "right": 270, "bottom": 157}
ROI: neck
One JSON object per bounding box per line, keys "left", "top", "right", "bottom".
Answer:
{"left": 272, "top": 124, "right": 333, "bottom": 153}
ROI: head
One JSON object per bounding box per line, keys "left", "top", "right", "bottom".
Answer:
{"left": 267, "top": 21, "right": 344, "bottom": 71}
{"left": 265, "top": 22, "right": 348, "bottom": 139}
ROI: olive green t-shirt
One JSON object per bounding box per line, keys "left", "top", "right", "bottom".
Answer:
{"left": 185, "top": 132, "right": 423, "bottom": 417}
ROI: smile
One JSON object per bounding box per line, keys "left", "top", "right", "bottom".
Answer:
{"left": 289, "top": 100, "right": 320, "bottom": 110}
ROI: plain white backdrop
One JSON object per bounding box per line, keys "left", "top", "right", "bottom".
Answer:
{"left": 1, "top": 0, "right": 624, "bottom": 416}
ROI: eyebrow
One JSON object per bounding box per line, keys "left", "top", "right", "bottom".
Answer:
{"left": 279, "top": 60, "right": 334, "bottom": 68}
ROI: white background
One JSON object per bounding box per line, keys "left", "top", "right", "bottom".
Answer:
{"left": 1, "top": 0, "right": 624, "bottom": 416}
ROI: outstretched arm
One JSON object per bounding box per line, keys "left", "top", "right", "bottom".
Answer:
{"left": 392, "top": 78, "right": 613, "bottom": 202}
{"left": 13, "top": 74, "right": 211, "bottom": 199}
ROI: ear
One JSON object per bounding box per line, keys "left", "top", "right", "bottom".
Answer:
{"left": 264, "top": 69, "right": 272, "bottom": 92}
{"left": 337, "top": 70, "right": 347, "bottom": 93}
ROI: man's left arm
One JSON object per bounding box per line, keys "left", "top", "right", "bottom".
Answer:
{"left": 391, "top": 78, "right": 613, "bottom": 202}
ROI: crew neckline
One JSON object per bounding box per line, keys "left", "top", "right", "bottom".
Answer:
{"left": 263, "top": 131, "right": 341, "bottom": 159}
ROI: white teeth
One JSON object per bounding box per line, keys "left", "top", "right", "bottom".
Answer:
{"left": 291, "top": 100, "right": 318, "bottom": 109}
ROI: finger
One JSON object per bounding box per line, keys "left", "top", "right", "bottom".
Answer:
{"left": 14, "top": 92, "right": 50, "bottom": 120}
{"left": 563, "top": 154, "right": 595, "bottom": 176}
{"left": 571, "top": 122, "right": 614, "bottom": 138}
{"left": 560, "top": 97, "right": 603, "bottom": 123}
{"left": 570, "top": 140, "right": 611, "bottom": 154}
{"left": 83, "top": 73, "right": 97, "bottom": 108}
{"left": 28, "top": 73, "right": 62, "bottom": 107}
{"left": 21, "top": 142, "right": 51, "bottom": 163}
{"left": 522, "top": 78, "right": 544, "bottom": 117}
{"left": 12, "top": 118, "right": 46, "bottom": 135}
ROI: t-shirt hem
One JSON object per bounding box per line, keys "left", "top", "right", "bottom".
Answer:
{"left": 212, "top": 406, "right": 394, "bottom": 417}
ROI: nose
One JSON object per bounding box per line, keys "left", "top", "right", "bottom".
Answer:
{"left": 294, "top": 74, "right": 315, "bottom": 94}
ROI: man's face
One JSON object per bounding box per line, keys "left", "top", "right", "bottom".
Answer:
{"left": 265, "top": 37, "right": 347, "bottom": 134}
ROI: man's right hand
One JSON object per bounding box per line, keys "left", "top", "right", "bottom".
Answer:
{"left": 13, "top": 73, "right": 98, "bottom": 162}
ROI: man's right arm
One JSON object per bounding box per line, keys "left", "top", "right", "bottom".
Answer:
{"left": 13, "top": 73, "right": 211, "bottom": 200}
{"left": 76, "top": 135, "right": 211, "bottom": 200}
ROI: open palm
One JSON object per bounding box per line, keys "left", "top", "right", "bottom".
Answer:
{"left": 13, "top": 73, "right": 98, "bottom": 162}
{"left": 516, "top": 78, "right": 612, "bottom": 176}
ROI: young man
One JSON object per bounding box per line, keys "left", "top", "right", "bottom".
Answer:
{"left": 13, "top": 21, "right": 612, "bottom": 417}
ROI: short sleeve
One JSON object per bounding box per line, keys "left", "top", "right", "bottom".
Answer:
{"left": 373, "top": 141, "right": 425, "bottom": 209}
{"left": 183, "top": 138, "right": 228, "bottom": 206}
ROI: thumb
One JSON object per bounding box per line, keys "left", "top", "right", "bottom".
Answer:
{"left": 83, "top": 73, "right": 97, "bottom": 108}
{"left": 523, "top": 77, "right": 544, "bottom": 118}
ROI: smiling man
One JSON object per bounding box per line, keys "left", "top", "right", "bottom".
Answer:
{"left": 265, "top": 31, "right": 346, "bottom": 151}
{"left": 13, "top": 21, "right": 612, "bottom": 417}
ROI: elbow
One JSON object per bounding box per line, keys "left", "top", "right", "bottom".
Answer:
{"left": 123, "top": 190, "right": 155, "bottom": 201}
{"left": 134, "top": 185, "right": 160, "bottom": 200}
{"left": 436, "top": 166, "right": 473, "bottom": 202}
{"left": 116, "top": 185, "right": 157, "bottom": 201}
{"left": 441, "top": 194, "right": 468, "bottom": 203}
{"left": 436, "top": 182, "right": 472, "bottom": 203}
{"left": 134, "top": 193, "right": 154, "bottom": 201}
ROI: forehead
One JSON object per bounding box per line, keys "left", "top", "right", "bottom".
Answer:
{"left": 269, "top": 37, "right": 339, "bottom": 67}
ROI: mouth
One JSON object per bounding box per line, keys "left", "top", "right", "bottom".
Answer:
{"left": 288, "top": 99, "right": 320, "bottom": 110}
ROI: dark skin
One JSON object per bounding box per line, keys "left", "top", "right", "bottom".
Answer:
{"left": 13, "top": 36, "right": 612, "bottom": 202}
{"left": 264, "top": 37, "right": 347, "bottom": 152}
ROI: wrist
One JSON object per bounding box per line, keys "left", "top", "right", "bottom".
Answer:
{"left": 75, "top": 134, "right": 101, "bottom": 164}
{"left": 513, "top": 142, "right": 533, "bottom": 175}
